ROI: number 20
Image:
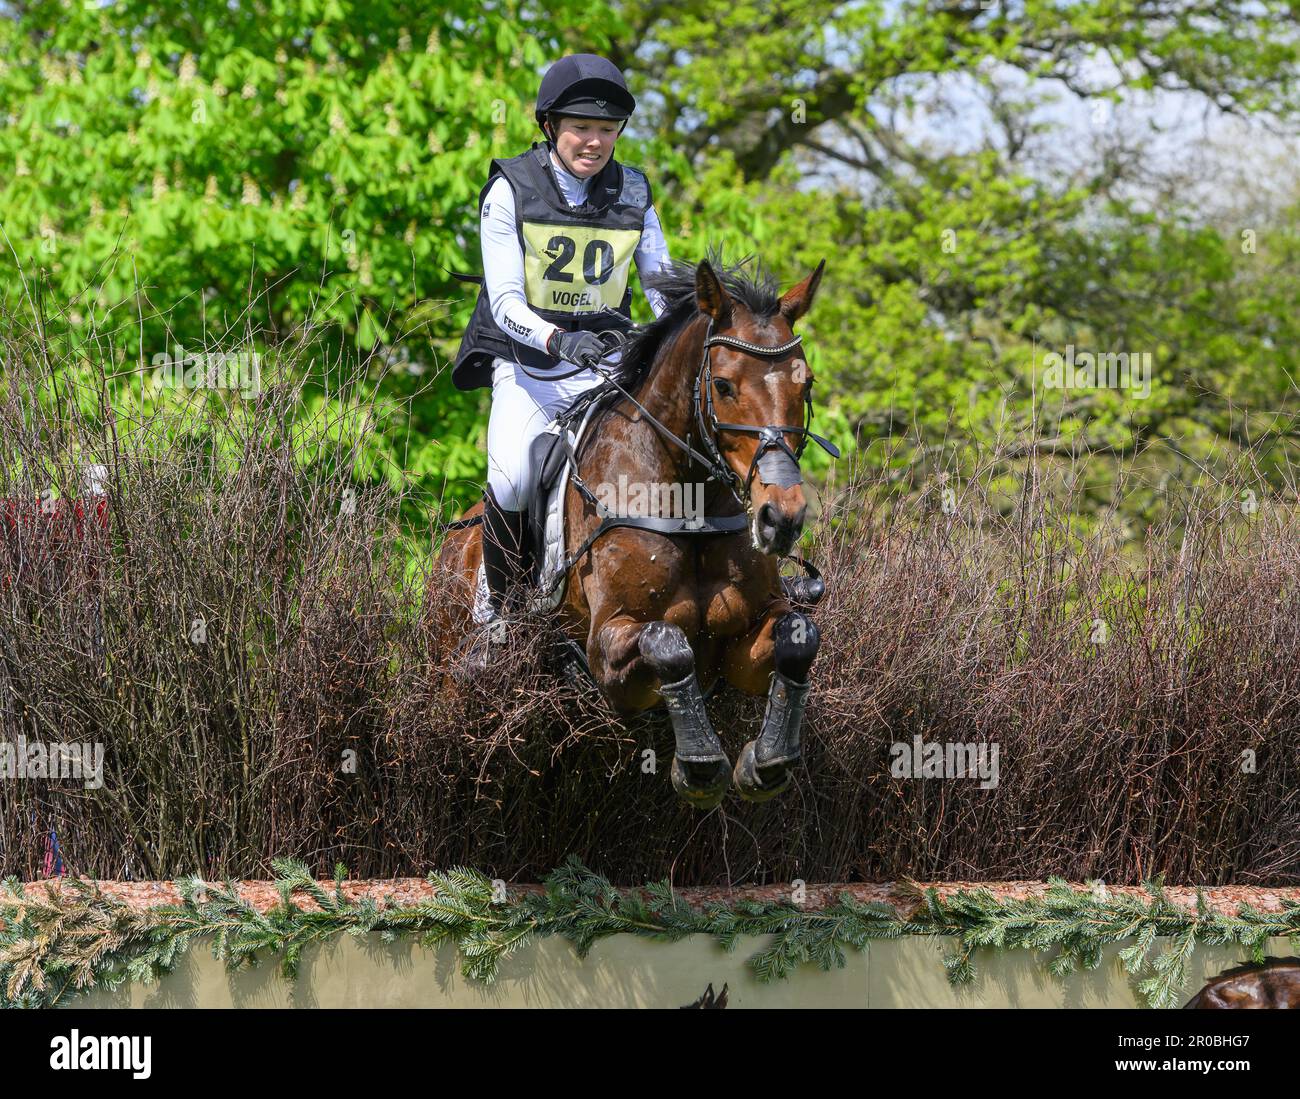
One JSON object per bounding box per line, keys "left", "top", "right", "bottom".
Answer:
{"left": 543, "top": 235, "right": 615, "bottom": 285}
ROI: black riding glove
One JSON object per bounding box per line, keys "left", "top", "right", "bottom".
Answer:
{"left": 546, "top": 328, "right": 607, "bottom": 368}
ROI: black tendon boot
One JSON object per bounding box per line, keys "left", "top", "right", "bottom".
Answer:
{"left": 460, "top": 486, "right": 529, "bottom": 676}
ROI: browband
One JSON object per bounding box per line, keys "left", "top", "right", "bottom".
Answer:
{"left": 705, "top": 333, "right": 804, "bottom": 357}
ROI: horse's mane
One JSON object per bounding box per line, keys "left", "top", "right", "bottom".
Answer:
{"left": 618, "top": 246, "right": 784, "bottom": 394}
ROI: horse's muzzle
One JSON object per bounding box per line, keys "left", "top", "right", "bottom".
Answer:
{"left": 754, "top": 497, "right": 806, "bottom": 556}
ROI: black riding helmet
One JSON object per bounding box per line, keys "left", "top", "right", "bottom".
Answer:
{"left": 535, "top": 53, "right": 635, "bottom": 144}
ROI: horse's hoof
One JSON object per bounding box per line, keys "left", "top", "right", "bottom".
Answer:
{"left": 733, "top": 740, "right": 794, "bottom": 803}
{"left": 671, "top": 755, "right": 731, "bottom": 810}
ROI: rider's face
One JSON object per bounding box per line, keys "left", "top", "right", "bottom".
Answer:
{"left": 549, "top": 116, "right": 620, "bottom": 177}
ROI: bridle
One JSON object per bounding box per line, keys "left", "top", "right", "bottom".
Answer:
{"left": 525, "top": 309, "right": 841, "bottom": 513}
{"left": 691, "top": 315, "right": 841, "bottom": 507}
{"left": 556, "top": 313, "right": 839, "bottom": 512}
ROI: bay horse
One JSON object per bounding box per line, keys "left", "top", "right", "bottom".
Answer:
{"left": 436, "top": 254, "right": 836, "bottom": 810}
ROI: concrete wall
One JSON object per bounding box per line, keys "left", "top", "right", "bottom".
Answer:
{"left": 78, "top": 934, "right": 1298, "bottom": 1008}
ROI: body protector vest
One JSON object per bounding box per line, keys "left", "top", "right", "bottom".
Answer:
{"left": 452, "top": 141, "right": 652, "bottom": 391}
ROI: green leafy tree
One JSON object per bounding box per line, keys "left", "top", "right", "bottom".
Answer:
{"left": 615, "top": 0, "right": 1300, "bottom": 531}
{"left": 0, "top": 0, "right": 628, "bottom": 520}
{"left": 5, "top": 0, "right": 1300, "bottom": 536}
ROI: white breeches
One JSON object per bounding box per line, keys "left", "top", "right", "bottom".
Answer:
{"left": 485, "top": 356, "right": 612, "bottom": 512}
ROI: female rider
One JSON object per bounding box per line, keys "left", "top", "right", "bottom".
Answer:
{"left": 451, "top": 54, "right": 672, "bottom": 667}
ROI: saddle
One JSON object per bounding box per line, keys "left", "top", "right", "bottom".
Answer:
{"left": 460, "top": 384, "right": 614, "bottom": 625}
{"left": 524, "top": 428, "right": 572, "bottom": 589}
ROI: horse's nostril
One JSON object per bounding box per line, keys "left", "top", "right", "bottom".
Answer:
{"left": 759, "top": 502, "right": 778, "bottom": 531}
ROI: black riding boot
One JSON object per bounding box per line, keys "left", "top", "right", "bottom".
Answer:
{"left": 457, "top": 487, "right": 529, "bottom": 678}
{"left": 481, "top": 484, "right": 529, "bottom": 614}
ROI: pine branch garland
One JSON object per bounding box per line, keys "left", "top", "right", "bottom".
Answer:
{"left": 1, "top": 863, "right": 1297, "bottom": 1009}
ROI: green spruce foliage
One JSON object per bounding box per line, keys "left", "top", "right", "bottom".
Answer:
{"left": 3, "top": 858, "right": 1295, "bottom": 1009}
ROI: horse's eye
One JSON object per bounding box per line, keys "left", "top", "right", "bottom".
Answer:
{"left": 713, "top": 378, "right": 735, "bottom": 398}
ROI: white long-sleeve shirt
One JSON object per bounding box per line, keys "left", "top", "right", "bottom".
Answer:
{"left": 480, "top": 149, "right": 671, "bottom": 364}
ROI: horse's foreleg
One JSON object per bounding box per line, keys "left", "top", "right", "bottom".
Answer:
{"left": 590, "top": 618, "right": 730, "bottom": 810}
{"left": 724, "top": 609, "right": 820, "bottom": 802}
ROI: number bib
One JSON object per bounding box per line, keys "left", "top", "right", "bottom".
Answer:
{"left": 521, "top": 223, "right": 642, "bottom": 314}
{"left": 451, "top": 142, "right": 654, "bottom": 390}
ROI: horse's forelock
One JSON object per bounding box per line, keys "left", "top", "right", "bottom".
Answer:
{"left": 621, "top": 251, "right": 784, "bottom": 390}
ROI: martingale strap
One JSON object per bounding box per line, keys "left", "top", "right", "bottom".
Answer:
{"left": 541, "top": 390, "right": 751, "bottom": 591}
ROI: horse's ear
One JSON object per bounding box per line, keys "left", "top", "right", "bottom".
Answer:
{"left": 778, "top": 259, "right": 825, "bottom": 326}
{"left": 695, "top": 259, "right": 732, "bottom": 326}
